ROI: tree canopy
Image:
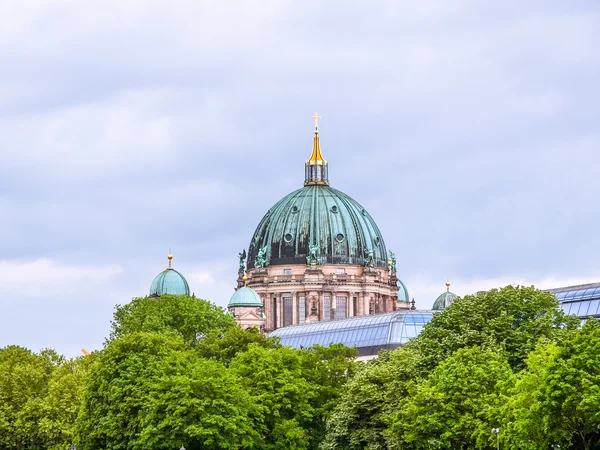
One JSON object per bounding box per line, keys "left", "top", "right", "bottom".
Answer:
{"left": 4, "top": 287, "right": 599, "bottom": 450}
{"left": 109, "top": 294, "right": 236, "bottom": 346}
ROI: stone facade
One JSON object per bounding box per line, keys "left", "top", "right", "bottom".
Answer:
{"left": 237, "top": 263, "right": 407, "bottom": 332}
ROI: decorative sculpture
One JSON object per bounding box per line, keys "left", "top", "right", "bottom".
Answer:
{"left": 238, "top": 249, "right": 247, "bottom": 272}
{"left": 306, "top": 243, "right": 321, "bottom": 266}
{"left": 364, "top": 248, "right": 375, "bottom": 267}
{"left": 254, "top": 246, "right": 269, "bottom": 269}
{"left": 389, "top": 250, "right": 397, "bottom": 274}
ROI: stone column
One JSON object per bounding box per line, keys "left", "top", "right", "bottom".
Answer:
{"left": 292, "top": 292, "right": 298, "bottom": 324}
{"left": 349, "top": 293, "right": 355, "bottom": 317}
{"left": 276, "top": 294, "right": 283, "bottom": 328}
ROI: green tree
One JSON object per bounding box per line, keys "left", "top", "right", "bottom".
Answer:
{"left": 0, "top": 346, "right": 62, "bottom": 450}
{"left": 196, "top": 325, "right": 280, "bottom": 365}
{"left": 540, "top": 319, "right": 600, "bottom": 450}
{"left": 299, "top": 344, "right": 358, "bottom": 449}
{"left": 78, "top": 332, "right": 187, "bottom": 449}
{"left": 230, "top": 344, "right": 316, "bottom": 449}
{"left": 498, "top": 340, "right": 562, "bottom": 450}
{"left": 79, "top": 332, "right": 260, "bottom": 450}
{"left": 109, "top": 294, "right": 236, "bottom": 346}
{"left": 138, "top": 355, "right": 260, "bottom": 449}
{"left": 414, "top": 285, "right": 578, "bottom": 371}
{"left": 390, "top": 346, "right": 512, "bottom": 450}
{"left": 39, "top": 356, "right": 90, "bottom": 450}
{"left": 322, "top": 347, "right": 419, "bottom": 450}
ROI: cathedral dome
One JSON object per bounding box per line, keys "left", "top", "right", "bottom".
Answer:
{"left": 228, "top": 286, "right": 262, "bottom": 308}
{"left": 149, "top": 254, "right": 190, "bottom": 297}
{"left": 246, "top": 115, "right": 388, "bottom": 270}
{"left": 247, "top": 185, "right": 388, "bottom": 269}
{"left": 432, "top": 282, "right": 457, "bottom": 310}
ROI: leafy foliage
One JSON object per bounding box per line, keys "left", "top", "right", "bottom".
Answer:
{"left": 5, "top": 284, "right": 599, "bottom": 450}
{"left": 139, "top": 354, "right": 260, "bottom": 449}
{"left": 390, "top": 346, "right": 512, "bottom": 450}
{"left": 196, "top": 325, "right": 280, "bottom": 365}
{"left": 109, "top": 294, "right": 236, "bottom": 346}
{"left": 39, "top": 356, "right": 90, "bottom": 450}
{"left": 414, "top": 285, "right": 578, "bottom": 371}
{"left": 0, "top": 346, "right": 62, "bottom": 449}
{"left": 230, "top": 344, "right": 316, "bottom": 449}
{"left": 322, "top": 347, "right": 421, "bottom": 450}
{"left": 78, "top": 332, "right": 187, "bottom": 449}
{"left": 501, "top": 320, "right": 600, "bottom": 450}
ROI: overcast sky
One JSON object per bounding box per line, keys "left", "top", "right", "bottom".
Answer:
{"left": 1, "top": 0, "right": 599, "bottom": 356}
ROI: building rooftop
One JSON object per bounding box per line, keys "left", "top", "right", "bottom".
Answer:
{"left": 269, "top": 310, "right": 433, "bottom": 357}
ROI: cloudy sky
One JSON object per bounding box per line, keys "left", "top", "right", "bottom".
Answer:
{"left": 1, "top": 0, "right": 599, "bottom": 356}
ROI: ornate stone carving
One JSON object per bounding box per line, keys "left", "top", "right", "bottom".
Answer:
{"left": 306, "top": 243, "right": 321, "bottom": 266}
{"left": 238, "top": 249, "right": 247, "bottom": 272}
{"left": 389, "top": 250, "right": 397, "bottom": 274}
{"left": 254, "top": 246, "right": 269, "bottom": 269}
{"left": 364, "top": 248, "right": 375, "bottom": 267}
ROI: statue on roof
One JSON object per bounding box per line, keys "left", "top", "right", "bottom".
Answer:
{"left": 364, "top": 248, "right": 375, "bottom": 267}
{"left": 306, "top": 243, "right": 321, "bottom": 266}
{"left": 389, "top": 250, "right": 397, "bottom": 274}
{"left": 238, "top": 249, "right": 247, "bottom": 272}
{"left": 254, "top": 246, "right": 269, "bottom": 269}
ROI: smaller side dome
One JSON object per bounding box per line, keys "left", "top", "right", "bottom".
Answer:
{"left": 397, "top": 279, "right": 410, "bottom": 302}
{"left": 229, "top": 286, "right": 263, "bottom": 308}
{"left": 433, "top": 282, "right": 457, "bottom": 310}
{"left": 149, "top": 253, "right": 190, "bottom": 297}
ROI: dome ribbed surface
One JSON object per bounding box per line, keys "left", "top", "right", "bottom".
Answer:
{"left": 432, "top": 291, "right": 457, "bottom": 310}
{"left": 149, "top": 268, "right": 190, "bottom": 297}
{"left": 247, "top": 185, "right": 388, "bottom": 268}
{"left": 228, "top": 286, "right": 262, "bottom": 307}
{"left": 397, "top": 279, "right": 410, "bottom": 302}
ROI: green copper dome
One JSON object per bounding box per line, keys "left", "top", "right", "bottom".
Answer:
{"left": 247, "top": 185, "right": 388, "bottom": 268}
{"left": 149, "top": 254, "right": 190, "bottom": 297}
{"left": 228, "top": 286, "right": 263, "bottom": 308}
{"left": 397, "top": 279, "right": 410, "bottom": 302}
{"left": 246, "top": 118, "right": 388, "bottom": 269}
{"left": 432, "top": 287, "right": 457, "bottom": 310}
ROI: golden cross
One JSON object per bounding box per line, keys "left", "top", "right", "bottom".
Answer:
{"left": 312, "top": 112, "right": 321, "bottom": 133}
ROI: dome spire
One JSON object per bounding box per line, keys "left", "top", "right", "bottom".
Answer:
{"left": 305, "top": 112, "right": 329, "bottom": 186}
{"left": 167, "top": 250, "right": 173, "bottom": 268}
{"left": 312, "top": 112, "right": 321, "bottom": 134}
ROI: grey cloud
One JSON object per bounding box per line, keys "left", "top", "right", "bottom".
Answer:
{"left": 1, "top": 0, "right": 599, "bottom": 355}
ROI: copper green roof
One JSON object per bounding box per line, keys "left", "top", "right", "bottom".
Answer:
{"left": 228, "top": 286, "right": 262, "bottom": 308}
{"left": 150, "top": 268, "right": 190, "bottom": 297}
{"left": 432, "top": 290, "right": 457, "bottom": 310}
{"left": 245, "top": 117, "right": 389, "bottom": 269}
{"left": 397, "top": 279, "right": 410, "bottom": 302}
{"left": 247, "top": 185, "right": 388, "bottom": 268}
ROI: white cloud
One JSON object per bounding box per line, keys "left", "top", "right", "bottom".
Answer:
{"left": 0, "top": 258, "right": 122, "bottom": 298}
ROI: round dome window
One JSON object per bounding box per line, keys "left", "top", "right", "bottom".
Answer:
{"left": 375, "top": 237, "right": 381, "bottom": 246}
{"left": 362, "top": 209, "right": 367, "bottom": 216}
{"left": 284, "top": 233, "right": 293, "bottom": 243}
{"left": 331, "top": 205, "right": 338, "bottom": 213}
{"left": 291, "top": 206, "right": 299, "bottom": 214}
{"left": 336, "top": 233, "right": 345, "bottom": 242}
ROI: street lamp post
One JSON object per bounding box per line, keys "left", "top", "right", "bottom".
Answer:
{"left": 69, "top": 444, "right": 76, "bottom": 450}
{"left": 491, "top": 428, "right": 500, "bottom": 450}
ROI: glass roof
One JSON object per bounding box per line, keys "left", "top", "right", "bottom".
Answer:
{"left": 554, "top": 285, "right": 600, "bottom": 302}
{"left": 549, "top": 282, "right": 600, "bottom": 318}
{"left": 269, "top": 310, "right": 433, "bottom": 350}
